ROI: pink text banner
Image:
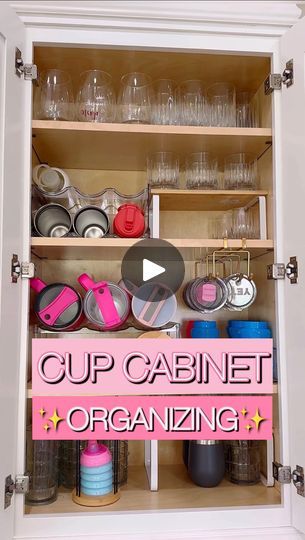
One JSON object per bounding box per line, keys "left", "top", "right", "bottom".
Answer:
{"left": 33, "top": 395, "right": 272, "bottom": 440}
{"left": 32, "top": 338, "right": 273, "bottom": 396}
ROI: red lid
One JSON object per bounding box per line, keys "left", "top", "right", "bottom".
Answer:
{"left": 113, "top": 203, "right": 145, "bottom": 238}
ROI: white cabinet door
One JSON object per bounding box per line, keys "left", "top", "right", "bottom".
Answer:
{"left": 279, "top": 14, "right": 305, "bottom": 535}
{"left": 0, "top": 3, "right": 27, "bottom": 539}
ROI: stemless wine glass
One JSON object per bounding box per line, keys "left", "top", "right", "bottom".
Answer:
{"left": 176, "top": 80, "right": 207, "bottom": 126}
{"left": 236, "top": 92, "right": 259, "bottom": 127}
{"left": 117, "top": 72, "right": 153, "bottom": 123}
{"left": 207, "top": 82, "right": 236, "bottom": 127}
{"left": 147, "top": 152, "right": 179, "bottom": 188}
{"left": 34, "top": 69, "right": 74, "bottom": 121}
{"left": 185, "top": 152, "right": 218, "bottom": 189}
{"left": 224, "top": 153, "right": 258, "bottom": 190}
{"left": 76, "top": 70, "right": 115, "bottom": 122}
{"left": 151, "top": 79, "right": 177, "bottom": 125}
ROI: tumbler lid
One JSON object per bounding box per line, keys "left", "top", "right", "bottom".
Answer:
{"left": 81, "top": 441, "right": 112, "bottom": 467}
{"left": 113, "top": 204, "right": 145, "bottom": 238}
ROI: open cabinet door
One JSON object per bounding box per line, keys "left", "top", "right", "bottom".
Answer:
{"left": 0, "top": 3, "right": 28, "bottom": 539}
{"left": 279, "top": 13, "right": 305, "bottom": 535}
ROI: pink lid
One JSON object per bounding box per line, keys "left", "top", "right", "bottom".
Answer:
{"left": 200, "top": 283, "right": 217, "bottom": 303}
{"left": 80, "top": 441, "right": 112, "bottom": 468}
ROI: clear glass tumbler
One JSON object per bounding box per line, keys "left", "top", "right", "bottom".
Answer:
{"left": 34, "top": 69, "right": 74, "bottom": 121}
{"left": 147, "top": 151, "right": 179, "bottom": 189}
{"left": 225, "top": 440, "right": 261, "bottom": 485}
{"left": 25, "top": 427, "right": 59, "bottom": 505}
{"left": 185, "top": 152, "right": 218, "bottom": 189}
{"left": 176, "top": 80, "right": 207, "bottom": 126}
{"left": 224, "top": 152, "right": 258, "bottom": 190}
{"left": 236, "top": 91, "right": 259, "bottom": 127}
{"left": 231, "top": 207, "right": 259, "bottom": 239}
{"left": 207, "top": 82, "right": 236, "bottom": 127}
{"left": 117, "top": 72, "right": 153, "bottom": 124}
{"left": 76, "top": 70, "right": 115, "bottom": 123}
{"left": 151, "top": 79, "right": 177, "bottom": 125}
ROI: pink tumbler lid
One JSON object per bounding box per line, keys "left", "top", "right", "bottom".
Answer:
{"left": 80, "top": 441, "right": 112, "bottom": 468}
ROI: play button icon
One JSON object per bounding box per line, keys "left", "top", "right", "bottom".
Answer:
{"left": 121, "top": 238, "right": 185, "bottom": 301}
{"left": 143, "top": 259, "right": 165, "bottom": 282}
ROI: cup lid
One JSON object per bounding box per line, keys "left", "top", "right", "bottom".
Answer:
{"left": 114, "top": 204, "right": 145, "bottom": 238}
{"left": 81, "top": 441, "right": 112, "bottom": 467}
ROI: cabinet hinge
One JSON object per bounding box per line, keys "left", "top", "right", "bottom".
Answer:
{"left": 264, "top": 59, "right": 293, "bottom": 94}
{"left": 273, "top": 462, "right": 305, "bottom": 497}
{"left": 15, "top": 47, "right": 37, "bottom": 81}
{"left": 4, "top": 474, "right": 29, "bottom": 509}
{"left": 11, "top": 254, "right": 35, "bottom": 283}
{"left": 267, "top": 256, "right": 298, "bottom": 284}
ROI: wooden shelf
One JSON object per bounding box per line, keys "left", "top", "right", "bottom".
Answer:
{"left": 25, "top": 464, "right": 280, "bottom": 514}
{"left": 32, "top": 121, "right": 272, "bottom": 171}
{"left": 31, "top": 237, "right": 274, "bottom": 260}
{"left": 152, "top": 189, "right": 269, "bottom": 211}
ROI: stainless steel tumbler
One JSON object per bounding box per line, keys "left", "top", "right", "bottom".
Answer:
{"left": 188, "top": 440, "right": 225, "bottom": 487}
{"left": 33, "top": 203, "right": 72, "bottom": 237}
{"left": 73, "top": 206, "right": 109, "bottom": 238}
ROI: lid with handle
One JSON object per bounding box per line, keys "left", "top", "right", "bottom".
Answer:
{"left": 190, "top": 276, "right": 229, "bottom": 313}
{"left": 78, "top": 273, "right": 130, "bottom": 329}
{"left": 225, "top": 273, "right": 257, "bottom": 311}
{"left": 31, "top": 278, "right": 82, "bottom": 329}
{"left": 132, "top": 282, "right": 177, "bottom": 328}
{"left": 113, "top": 203, "right": 145, "bottom": 238}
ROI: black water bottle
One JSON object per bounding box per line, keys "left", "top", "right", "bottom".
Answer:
{"left": 188, "top": 440, "right": 225, "bottom": 487}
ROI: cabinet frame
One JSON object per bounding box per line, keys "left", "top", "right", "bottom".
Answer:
{"left": 9, "top": 3, "right": 302, "bottom": 538}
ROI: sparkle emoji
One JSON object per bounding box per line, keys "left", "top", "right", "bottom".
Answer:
{"left": 39, "top": 408, "right": 46, "bottom": 417}
{"left": 251, "top": 408, "right": 266, "bottom": 431}
{"left": 241, "top": 408, "right": 248, "bottom": 417}
{"left": 245, "top": 424, "right": 253, "bottom": 432}
{"left": 43, "top": 423, "right": 50, "bottom": 432}
{"left": 49, "top": 409, "right": 64, "bottom": 431}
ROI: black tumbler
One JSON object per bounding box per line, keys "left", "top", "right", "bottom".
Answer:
{"left": 188, "top": 440, "right": 225, "bottom": 487}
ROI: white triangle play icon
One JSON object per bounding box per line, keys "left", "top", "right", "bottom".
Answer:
{"left": 143, "top": 258, "right": 165, "bottom": 282}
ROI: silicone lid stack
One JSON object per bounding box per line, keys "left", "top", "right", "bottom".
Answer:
{"left": 80, "top": 441, "right": 113, "bottom": 497}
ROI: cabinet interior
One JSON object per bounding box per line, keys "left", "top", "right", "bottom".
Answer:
{"left": 26, "top": 45, "right": 281, "bottom": 515}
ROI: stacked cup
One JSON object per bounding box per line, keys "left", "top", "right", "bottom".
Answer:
{"left": 80, "top": 441, "right": 113, "bottom": 497}
{"left": 227, "top": 320, "right": 272, "bottom": 338}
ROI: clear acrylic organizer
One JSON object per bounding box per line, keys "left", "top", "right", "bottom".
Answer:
{"left": 32, "top": 185, "right": 150, "bottom": 237}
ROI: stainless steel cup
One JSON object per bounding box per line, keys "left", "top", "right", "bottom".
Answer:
{"left": 73, "top": 206, "right": 109, "bottom": 238}
{"left": 33, "top": 203, "right": 72, "bottom": 237}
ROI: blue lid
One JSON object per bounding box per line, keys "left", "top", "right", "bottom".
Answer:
{"left": 193, "top": 320, "right": 217, "bottom": 328}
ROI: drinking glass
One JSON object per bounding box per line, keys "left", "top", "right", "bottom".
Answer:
{"left": 76, "top": 70, "right": 115, "bottom": 122}
{"left": 151, "top": 79, "right": 177, "bottom": 125}
{"left": 236, "top": 92, "right": 259, "bottom": 127}
{"left": 25, "top": 426, "right": 59, "bottom": 505}
{"left": 117, "top": 72, "right": 153, "bottom": 123}
{"left": 185, "top": 152, "right": 218, "bottom": 189}
{"left": 224, "top": 153, "right": 258, "bottom": 190}
{"left": 34, "top": 69, "right": 74, "bottom": 121}
{"left": 231, "top": 207, "right": 258, "bottom": 239}
{"left": 147, "top": 152, "right": 179, "bottom": 188}
{"left": 225, "top": 441, "right": 260, "bottom": 485}
{"left": 207, "top": 82, "right": 236, "bottom": 127}
{"left": 176, "top": 80, "right": 207, "bottom": 126}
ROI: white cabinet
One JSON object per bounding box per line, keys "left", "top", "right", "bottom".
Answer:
{"left": 1, "top": 1, "right": 305, "bottom": 539}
